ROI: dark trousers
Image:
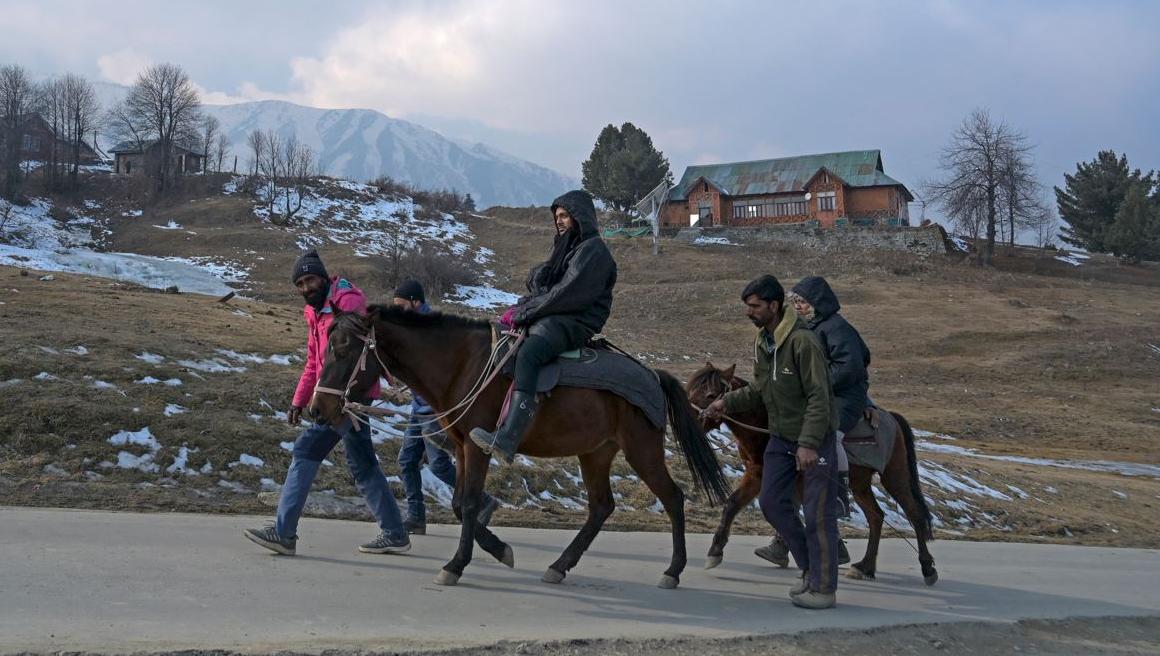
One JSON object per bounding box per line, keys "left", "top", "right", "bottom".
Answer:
{"left": 513, "top": 333, "right": 568, "bottom": 393}
{"left": 759, "top": 433, "right": 840, "bottom": 594}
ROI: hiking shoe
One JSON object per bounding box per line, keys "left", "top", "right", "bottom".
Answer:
{"left": 244, "top": 525, "right": 296, "bottom": 556}
{"left": 477, "top": 495, "right": 500, "bottom": 528}
{"left": 755, "top": 537, "right": 790, "bottom": 568}
{"left": 838, "top": 539, "right": 851, "bottom": 566}
{"left": 789, "top": 570, "right": 810, "bottom": 597}
{"left": 791, "top": 590, "right": 836, "bottom": 610}
{"left": 403, "top": 517, "right": 426, "bottom": 535}
{"left": 358, "top": 531, "right": 412, "bottom": 554}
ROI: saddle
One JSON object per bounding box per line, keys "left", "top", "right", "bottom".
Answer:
{"left": 842, "top": 407, "right": 897, "bottom": 473}
{"left": 492, "top": 326, "right": 666, "bottom": 429}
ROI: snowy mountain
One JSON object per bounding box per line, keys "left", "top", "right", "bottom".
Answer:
{"left": 202, "top": 100, "right": 574, "bottom": 208}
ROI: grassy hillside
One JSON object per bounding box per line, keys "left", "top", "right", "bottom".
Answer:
{"left": 1, "top": 180, "right": 1158, "bottom": 548}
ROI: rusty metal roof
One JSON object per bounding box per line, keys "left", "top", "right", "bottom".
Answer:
{"left": 671, "top": 149, "right": 913, "bottom": 201}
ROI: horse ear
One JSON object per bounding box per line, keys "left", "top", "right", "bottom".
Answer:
{"left": 705, "top": 360, "right": 714, "bottom": 369}
{"left": 723, "top": 363, "right": 736, "bottom": 379}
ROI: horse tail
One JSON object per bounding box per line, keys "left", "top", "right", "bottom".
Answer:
{"left": 657, "top": 369, "right": 729, "bottom": 506}
{"left": 892, "top": 410, "right": 934, "bottom": 541}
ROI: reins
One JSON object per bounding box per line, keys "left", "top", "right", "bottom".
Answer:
{"left": 313, "top": 323, "right": 525, "bottom": 439}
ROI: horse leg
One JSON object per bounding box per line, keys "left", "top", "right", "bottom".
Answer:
{"left": 449, "top": 437, "right": 512, "bottom": 566}
{"left": 847, "top": 465, "right": 882, "bottom": 580}
{"left": 880, "top": 456, "right": 939, "bottom": 586}
{"left": 435, "top": 445, "right": 491, "bottom": 586}
{"left": 542, "top": 443, "right": 619, "bottom": 584}
{"left": 623, "top": 434, "right": 686, "bottom": 590}
{"left": 705, "top": 464, "right": 761, "bottom": 570}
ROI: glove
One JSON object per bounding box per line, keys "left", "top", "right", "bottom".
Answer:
{"left": 500, "top": 305, "right": 517, "bottom": 329}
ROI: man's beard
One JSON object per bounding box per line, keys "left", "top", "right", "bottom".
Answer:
{"left": 748, "top": 316, "right": 766, "bottom": 327}
{"left": 302, "top": 280, "right": 330, "bottom": 311}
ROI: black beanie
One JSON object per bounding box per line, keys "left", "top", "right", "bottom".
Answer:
{"left": 393, "top": 279, "right": 425, "bottom": 303}
{"left": 291, "top": 250, "right": 328, "bottom": 284}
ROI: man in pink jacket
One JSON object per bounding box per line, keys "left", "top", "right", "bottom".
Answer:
{"left": 245, "top": 250, "right": 408, "bottom": 556}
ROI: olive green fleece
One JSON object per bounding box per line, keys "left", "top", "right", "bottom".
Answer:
{"left": 722, "top": 308, "right": 835, "bottom": 449}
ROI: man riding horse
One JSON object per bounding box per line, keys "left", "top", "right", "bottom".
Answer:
{"left": 470, "top": 190, "right": 617, "bottom": 463}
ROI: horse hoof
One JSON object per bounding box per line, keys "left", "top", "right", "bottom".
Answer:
{"left": 499, "top": 545, "right": 515, "bottom": 569}
{"left": 924, "top": 569, "right": 939, "bottom": 586}
{"left": 658, "top": 574, "right": 679, "bottom": 589}
{"left": 704, "top": 555, "right": 723, "bottom": 570}
{"left": 847, "top": 565, "right": 874, "bottom": 580}
{"left": 433, "top": 569, "right": 460, "bottom": 586}
{"left": 541, "top": 568, "right": 566, "bottom": 584}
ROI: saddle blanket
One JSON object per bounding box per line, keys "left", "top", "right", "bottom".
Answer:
{"left": 498, "top": 340, "right": 666, "bottom": 429}
{"left": 842, "top": 407, "right": 897, "bottom": 474}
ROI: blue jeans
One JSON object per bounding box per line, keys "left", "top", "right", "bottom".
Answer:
{"left": 275, "top": 419, "right": 405, "bottom": 540}
{"left": 398, "top": 414, "right": 457, "bottom": 523}
{"left": 759, "top": 433, "right": 841, "bottom": 594}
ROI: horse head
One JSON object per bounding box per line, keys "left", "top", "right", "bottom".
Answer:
{"left": 309, "top": 310, "right": 382, "bottom": 426}
{"left": 686, "top": 361, "right": 742, "bottom": 431}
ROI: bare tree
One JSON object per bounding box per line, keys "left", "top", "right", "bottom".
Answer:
{"left": 1, "top": 64, "right": 36, "bottom": 199}
{"left": 201, "top": 114, "right": 219, "bottom": 172}
{"left": 108, "top": 63, "right": 201, "bottom": 192}
{"left": 925, "top": 108, "right": 1032, "bottom": 265}
{"left": 59, "top": 73, "right": 99, "bottom": 188}
{"left": 214, "top": 132, "right": 230, "bottom": 174}
{"left": 246, "top": 129, "right": 264, "bottom": 178}
{"left": 249, "top": 128, "right": 314, "bottom": 224}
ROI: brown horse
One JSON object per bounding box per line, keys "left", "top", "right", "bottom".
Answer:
{"left": 310, "top": 307, "right": 729, "bottom": 588}
{"left": 686, "top": 362, "right": 938, "bottom": 586}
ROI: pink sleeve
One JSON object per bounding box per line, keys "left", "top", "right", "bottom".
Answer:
{"left": 292, "top": 327, "right": 320, "bottom": 408}
{"left": 334, "top": 289, "right": 367, "bottom": 315}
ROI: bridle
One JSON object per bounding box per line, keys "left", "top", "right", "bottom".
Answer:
{"left": 689, "top": 373, "right": 773, "bottom": 436}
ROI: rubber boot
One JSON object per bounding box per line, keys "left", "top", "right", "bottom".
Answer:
{"left": 469, "top": 391, "right": 539, "bottom": 464}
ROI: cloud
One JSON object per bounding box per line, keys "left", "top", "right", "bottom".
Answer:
{"left": 96, "top": 49, "right": 152, "bottom": 86}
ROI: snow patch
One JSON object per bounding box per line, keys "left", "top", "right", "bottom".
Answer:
{"left": 164, "top": 404, "right": 188, "bottom": 416}
{"left": 916, "top": 440, "right": 1160, "bottom": 479}
{"left": 136, "top": 352, "right": 165, "bottom": 364}
{"left": 230, "top": 453, "right": 265, "bottom": 468}
{"left": 445, "top": 284, "right": 521, "bottom": 310}
{"left": 135, "top": 377, "right": 183, "bottom": 386}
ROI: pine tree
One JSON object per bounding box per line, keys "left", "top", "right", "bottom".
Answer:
{"left": 1105, "top": 181, "right": 1160, "bottom": 263}
{"left": 581, "top": 122, "right": 671, "bottom": 213}
{"left": 1054, "top": 150, "right": 1143, "bottom": 252}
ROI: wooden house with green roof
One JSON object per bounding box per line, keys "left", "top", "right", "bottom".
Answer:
{"left": 661, "top": 150, "right": 914, "bottom": 229}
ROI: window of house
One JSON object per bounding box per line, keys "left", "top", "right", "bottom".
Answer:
{"left": 21, "top": 134, "right": 41, "bottom": 151}
{"left": 817, "top": 191, "right": 836, "bottom": 211}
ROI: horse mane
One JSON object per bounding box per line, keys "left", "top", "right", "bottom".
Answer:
{"left": 367, "top": 304, "right": 492, "bottom": 332}
{"left": 687, "top": 366, "right": 724, "bottom": 391}
{"left": 688, "top": 365, "right": 749, "bottom": 391}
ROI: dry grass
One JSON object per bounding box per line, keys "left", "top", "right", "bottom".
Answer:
{"left": 0, "top": 191, "right": 1157, "bottom": 548}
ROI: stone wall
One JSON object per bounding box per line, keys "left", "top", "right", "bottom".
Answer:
{"left": 673, "top": 223, "right": 949, "bottom": 256}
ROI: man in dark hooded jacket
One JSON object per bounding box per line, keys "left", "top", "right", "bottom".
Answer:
{"left": 470, "top": 190, "right": 617, "bottom": 463}
{"left": 755, "top": 275, "right": 869, "bottom": 567}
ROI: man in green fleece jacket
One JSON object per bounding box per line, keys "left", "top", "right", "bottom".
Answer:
{"left": 702, "top": 274, "right": 840, "bottom": 609}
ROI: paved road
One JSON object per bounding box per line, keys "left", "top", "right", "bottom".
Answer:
{"left": 2, "top": 507, "right": 1157, "bottom": 653}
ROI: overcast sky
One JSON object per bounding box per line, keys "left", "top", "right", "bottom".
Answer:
{"left": 3, "top": 0, "right": 1158, "bottom": 216}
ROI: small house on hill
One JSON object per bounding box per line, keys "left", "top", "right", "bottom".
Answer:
{"left": 110, "top": 140, "right": 203, "bottom": 176}
{"left": 0, "top": 114, "right": 101, "bottom": 164}
{"left": 661, "top": 150, "right": 913, "bottom": 229}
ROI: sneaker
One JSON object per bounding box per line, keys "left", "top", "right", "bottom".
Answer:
{"left": 789, "top": 570, "right": 810, "bottom": 597}
{"left": 403, "top": 517, "right": 426, "bottom": 535}
{"left": 838, "top": 539, "right": 851, "bottom": 566}
{"left": 755, "top": 537, "right": 790, "bottom": 568}
{"left": 477, "top": 495, "right": 500, "bottom": 528}
{"left": 791, "top": 589, "right": 836, "bottom": 609}
{"left": 358, "top": 531, "right": 412, "bottom": 554}
{"left": 244, "top": 525, "right": 296, "bottom": 556}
